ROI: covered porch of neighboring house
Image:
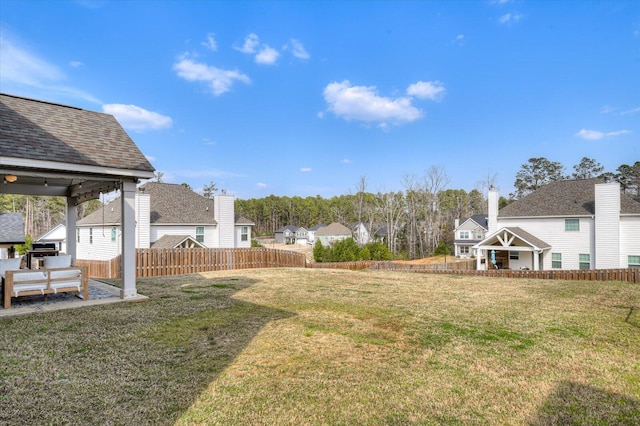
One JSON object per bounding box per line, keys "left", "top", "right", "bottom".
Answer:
{"left": 473, "top": 227, "right": 551, "bottom": 271}
{"left": 1, "top": 93, "right": 155, "bottom": 309}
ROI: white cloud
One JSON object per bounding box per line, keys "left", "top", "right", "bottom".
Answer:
{"left": 620, "top": 106, "right": 640, "bottom": 116}
{"left": 255, "top": 45, "right": 280, "bottom": 65}
{"left": 607, "top": 129, "right": 632, "bottom": 137}
{"left": 0, "top": 34, "right": 100, "bottom": 104}
{"left": 499, "top": 12, "right": 523, "bottom": 25}
{"left": 454, "top": 34, "right": 464, "bottom": 45}
{"left": 69, "top": 60, "right": 83, "bottom": 68}
{"left": 323, "top": 80, "right": 423, "bottom": 127}
{"left": 201, "top": 33, "right": 217, "bottom": 51}
{"left": 103, "top": 104, "right": 173, "bottom": 131}
{"left": 300, "top": 167, "right": 312, "bottom": 173}
{"left": 173, "top": 55, "right": 250, "bottom": 95}
{"left": 256, "top": 182, "right": 268, "bottom": 188}
{"left": 600, "top": 105, "right": 616, "bottom": 114}
{"left": 340, "top": 158, "right": 353, "bottom": 164}
{"left": 0, "top": 36, "right": 64, "bottom": 86}
{"left": 287, "top": 39, "right": 310, "bottom": 60}
{"left": 145, "top": 154, "right": 156, "bottom": 163}
{"left": 575, "top": 129, "right": 632, "bottom": 140}
{"left": 235, "top": 33, "right": 260, "bottom": 54}
{"left": 406, "top": 81, "right": 446, "bottom": 101}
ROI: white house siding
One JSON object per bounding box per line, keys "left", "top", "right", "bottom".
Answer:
{"left": 235, "top": 225, "right": 251, "bottom": 248}
{"left": 76, "top": 226, "right": 121, "bottom": 261}
{"left": 135, "top": 193, "right": 151, "bottom": 249}
{"left": 214, "top": 194, "right": 235, "bottom": 248}
{"left": 150, "top": 225, "right": 218, "bottom": 248}
{"left": 620, "top": 216, "right": 640, "bottom": 267}
{"left": 594, "top": 183, "right": 621, "bottom": 269}
{"left": 497, "top": 217, "right": 594, "bottom": 270}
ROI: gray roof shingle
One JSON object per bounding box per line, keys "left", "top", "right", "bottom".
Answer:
{"left": 315, "top": 222, "right": 352, "bottom": 236}
{"left": 0, "top": 93, "right": 154, "bottom": 173}
{"left": 78, "top": 182, "right": 217, "bottom": 225}
{"left": 0, "top": 213, "right": 25, "bottom": 244}
{"left": 499, "top": 178, "right": 640, "bottom": 217}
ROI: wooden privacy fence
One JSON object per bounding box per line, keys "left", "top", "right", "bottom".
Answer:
{"left": 370, "top": 264, "right": 639, "bottom": 284}
{"left": 311, "top": 259, "right": 476, "bottom": 271}
{"left": 80, "top": 247, "right": 307, "bottom": 278}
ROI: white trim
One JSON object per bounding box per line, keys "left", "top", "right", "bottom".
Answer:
{"left": 0, "top": 156, "right": 154, "bottom": 179}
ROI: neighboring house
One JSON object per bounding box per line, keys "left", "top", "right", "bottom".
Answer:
{"left": 352, "top": 222, "right": 388, "bottom": 246}
{"left": 472, "top": 179, "right": 640, "bottom": 271}
{"left": 315, "top": 222, "right": 353, "bottom": 246}
{"left": 295, "top": 226, "right": 308, "bottom": 245}
{"left": 307, "top": 224, "right": 326, "bottom": 246}
{"left": 275, "top": 225, "right": 298, "bottom": 244}
{"left": 36, "top": 223, "right": 67, "bottom": 253}
{"left": 0, "top": 212, "right": 24, "bottom": 259}
{"left": 453, "top": 214, "right": 488, "bottom": 258}
{"left": 75, "top": 183, "right": 254, "bottom": 260}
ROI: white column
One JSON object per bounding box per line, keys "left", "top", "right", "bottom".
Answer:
{"left": 121, "top": 181, "right": 137, "bottom": 298}
{"left": 66, "top": 198, "right": 77, "bottom": 262}
{"left": 533, "top": 250, "right": 540, "bottom": 270}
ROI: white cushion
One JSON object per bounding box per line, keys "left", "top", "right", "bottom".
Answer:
{"left": 50, "top": 269, "right": 81, "bottom": 280}
{"left": 11, "top": 271, "right": 47, "bottom": 282}
{"left": 43, "top": 255, "right": 72, "bottom": 269}
{"left": 0, "top": 257, "right": 22, "bottom": 277}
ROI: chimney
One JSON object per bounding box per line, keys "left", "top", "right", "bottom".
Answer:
{"left": 488, "top": 188, "right": 499, "bottom": 234}
{"left": 594, "top": 181, "right": 620, "bottom": 268}
{"left": 214, "top": 192, "right": 235, "bottom": 248}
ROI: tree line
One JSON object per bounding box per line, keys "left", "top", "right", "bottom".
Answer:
{"left": 3, "top": 157, "right": 638, "bottom": 259}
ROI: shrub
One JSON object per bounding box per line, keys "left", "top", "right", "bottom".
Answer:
{"left": 433, "top": 241, "right": 450, "bottom": 256}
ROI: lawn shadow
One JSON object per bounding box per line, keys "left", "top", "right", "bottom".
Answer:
{"left": 0, "top": 273, "right": 294, "bottom": 425}
{"left": 530, "top": 380, "right": 640, "bottom": 425}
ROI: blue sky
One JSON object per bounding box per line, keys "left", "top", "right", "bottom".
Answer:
{"left": 1, "top": 0, "right": 638, "bottom": 199}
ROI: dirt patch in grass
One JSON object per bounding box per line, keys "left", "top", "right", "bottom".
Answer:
{"left": 2, "top": 268, "right": 639, "bottom": 425}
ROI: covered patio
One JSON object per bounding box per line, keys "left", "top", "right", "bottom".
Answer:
{"left": 473, "top": 227, "right": 551, "bottom": 271}
{"left": 0, "top": 93, "right": 155, "bottom": 306}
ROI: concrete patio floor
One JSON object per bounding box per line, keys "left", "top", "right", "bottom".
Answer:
{"left": 0, "top": 279, "right": 148, "bottom": 318}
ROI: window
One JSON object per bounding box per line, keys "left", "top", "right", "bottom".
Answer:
{"left": 111, "top": 227, "right": 117, "bottom": 242}
{"left": 565, "top": 219, "right": 579, "bottom": 231}
{"left": 509, "top": 251, "right": 519, "bottom": 260}
{"left": 76, "top": 229, "right": 80, "bottom": 243}
{"left": 579, "top": 254, "right": 590, "bottom": 270}
{"left": 629, "top": 255, "right": 640, "bottom": 269}
{"left": 460, "top": 246, "right": 469, "bottom": 255}
{"left": 460, "top": 231, "right": 470, "bottom": 239}
{"left": 196, "top": 226, "right": 205, "bottom": 244}
{"left": 89, "top": 228, "right": 93, "bottom": 244}
{"left": 552, "top": 253, "right": 562, "bottom": 269}
{"left": 476, "top": 231, "right": 483, "bottom": 239}
{"left": 241, "top": 226, "right": 249, "bottom": 242}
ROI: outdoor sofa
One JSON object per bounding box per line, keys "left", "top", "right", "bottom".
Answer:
{"left": 1, "top": 255, "right": 88, "bottom": 309}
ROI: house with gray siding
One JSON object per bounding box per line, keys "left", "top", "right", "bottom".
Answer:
{"left": 472, "top": 179, "right": 640, "bottom": 271}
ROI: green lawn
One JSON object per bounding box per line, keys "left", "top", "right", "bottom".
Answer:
{"left": 1, "top": 268, "right": 639, "bottom": 425}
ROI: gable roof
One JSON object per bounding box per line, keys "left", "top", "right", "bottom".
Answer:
{"left": 0, "top": 93, "right": 154, "bottom": 174}
{"left": 150, "top": 235, "right": 205, "bottom": 249}
{"left": 78, "top": 182, "right": 218, "bottom": 226}
{"left": 275, "top": 225, "right": 299, "bottom": 233}
{"left": 0, "top": 213, "right": 25, "bottom": 244}
{"left": 315, "top": 222, "right": 352, "bottom": 236}
{"left": 235, "top": 215, "right": 255, "bottom": 226}
{"left": 499, "top": 178, "right": 640, "bottom": 217}
{"left": 473, "top": 226, "right": 551, "bottom": 251}
{"left": 309, "top": 224, "right": 327, "bottom": 232}
{"left": 455, "top": 214, "right": 488, "bottom": 231}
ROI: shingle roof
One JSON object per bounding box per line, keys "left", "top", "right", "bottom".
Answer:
{"left": 78, "top": 182, "right": 218, "bottom": 225}
{"left": 150, "top": 235, "right": 205, "bottom": 249}
{"left": 0, "top": 93, "right": 154, "bottom": 173}
{"left": 275, "top": 225, "right": 299, "bottom": 233}
{"left": 235, "top": 215, "right": 255, "bottom": 226}
{"left": 315, "top": 222, "right": 352, "bottom": 236}
{"left": 499, "top": 178, "right": 640, "bottom": 217}
{"left": 505, "top": 227, "right": 551, "bottom": 250}
{"left": 0, "top": 213, "right": 25, "bottom": 244}
{"left": 309, "top": 224, "right": 326, "bottom": 231}
{"left": 469, "top": 214, "right": 489, "bottom": 229}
